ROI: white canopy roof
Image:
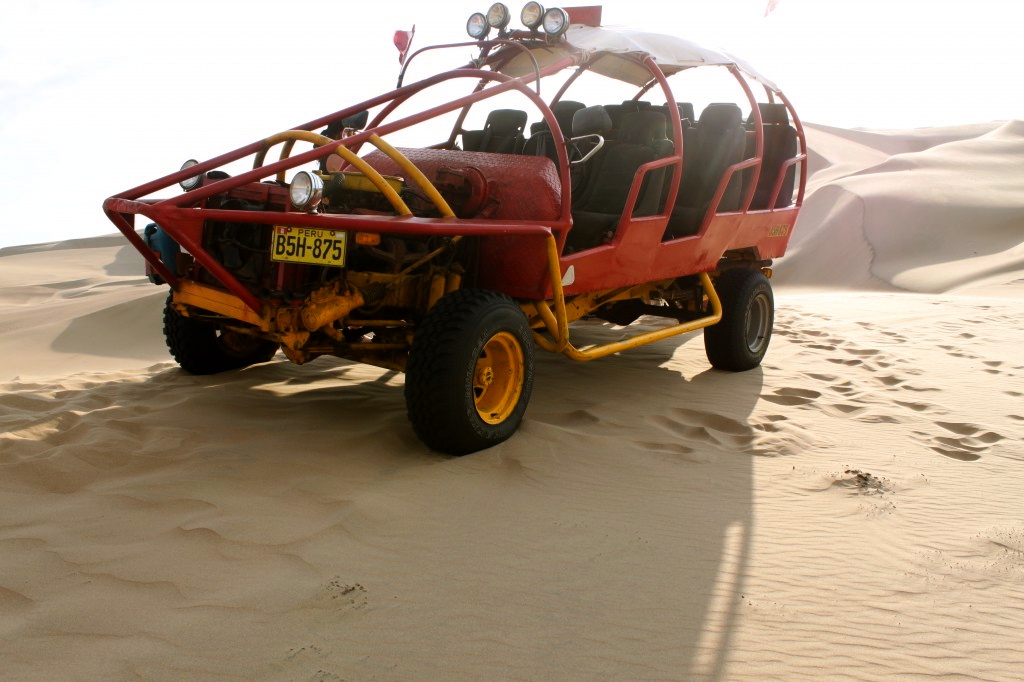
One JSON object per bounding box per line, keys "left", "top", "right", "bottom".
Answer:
{"left": 496, "top": 24, "right": 780, "bottom": 92}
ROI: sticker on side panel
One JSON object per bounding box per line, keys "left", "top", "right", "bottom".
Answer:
{"left": 561, "top": 265, "right": 575, "bottom": 286}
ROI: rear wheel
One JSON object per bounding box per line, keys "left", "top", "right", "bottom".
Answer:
{"left": 163, "top": 292, "right": 278, "bottom": 375}
{"left": 405, "top": 289, "right": 535, "bottom": 455}
{"left": 704, "top": 268, "right": 774, "bottom": 371}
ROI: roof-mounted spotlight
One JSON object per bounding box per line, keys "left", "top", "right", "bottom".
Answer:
{"left": 486, "top": 3, "right": 511, "bottom": 30}
{"left": 466, "top": 12, "right": 489, "bottom": 39}
{"left": 542, "top": 7, "right": 570, "bottom": 37}
{"left": 179, "top": 159, "right": 201, "bottom": 191}
{"left": 521, "top": 2, "right": 545, "bottom": 30}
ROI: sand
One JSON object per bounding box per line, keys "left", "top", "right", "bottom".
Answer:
{"left": 1, "top": 121, "right": 1022, "bottom": 680}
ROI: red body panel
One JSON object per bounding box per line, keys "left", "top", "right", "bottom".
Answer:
{"left": 363, "top": 148, "right": 562, "bottom": 222}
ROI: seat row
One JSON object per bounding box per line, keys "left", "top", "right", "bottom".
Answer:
{"left": 459, "top": 100, "right": 798, "bottom": 250}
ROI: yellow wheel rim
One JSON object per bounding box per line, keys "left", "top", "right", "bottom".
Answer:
{"left": 473, "top": 331, "right": 525, "bottom": 425}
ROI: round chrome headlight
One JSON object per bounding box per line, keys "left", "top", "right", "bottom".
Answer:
{"left": 179, "top": 159, "right": 201, "bottom": 191}
{"left": 521, "top": 2, "right": 545, "bottom": 29}
{"left": 466, "top": 12, "right": 489, "bottom": 39}
{"left": 289, "top": 171, "right": 324, "bottom": 212}
{"left": 486, "top": 3, "right": 511, "bottom": 29}
{"left": 542, "top": 7, "right": 569, "bottom": 37}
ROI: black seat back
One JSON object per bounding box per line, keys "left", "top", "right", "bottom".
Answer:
{"left": 462, "top": 109, "right": 528, "bottom": 153}
{"left": 616, "top": 109, "right": 674, "bottom": 216}
{"left": 567, "top": 109, "right": 673, "bottom": 251}
{"left": 658, "top": 102, "right": 695, "bottom": 140}
{"left": 522, "top": 100, "right": 585, "bottom": 161}
{"left": 604, "top": 100, "right": 653, "bottom": 139}
{"left": 565, "top": 104, "right": 613, "bottom": 199}
{"left": 665, "top": 103, "right": 746, "bottom": 238}
{"left": 745, "top": 103, "right": 798, "bottom": 208}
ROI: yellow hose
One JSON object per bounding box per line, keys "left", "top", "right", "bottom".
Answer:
{"left": 367, "top": 134, "right": 455, "bottom": 218}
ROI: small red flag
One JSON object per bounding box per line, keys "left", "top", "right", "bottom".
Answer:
{"left": 393, "top": 26, "right": 416, "bottom": 64}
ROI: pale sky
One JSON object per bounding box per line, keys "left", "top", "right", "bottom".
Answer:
{"left": 1, "top": 0, "right": 1020, "bottom": 248}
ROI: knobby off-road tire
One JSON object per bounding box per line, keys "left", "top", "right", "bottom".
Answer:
{"left": 704, "top": 267, "right": 774, "bottom": 371}
{"left": 163, "top": 292, "right": 278, "bottom": 375}
{"left": 405, "top": 288, "right": 535, "bottom": 455}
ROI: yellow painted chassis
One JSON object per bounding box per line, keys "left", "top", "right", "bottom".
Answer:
{"left": 173, "top": 234, "right": 724, "bottom": 371}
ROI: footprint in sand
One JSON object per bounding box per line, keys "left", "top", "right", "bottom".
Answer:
{"left": 898, "top": 383, "right": 940, "bottom": 393}
{"left": 645, "top": 408, "right": 755, "bottom": 449}
{"left": 761, "top": 387, "right": 821, "bottom": 406}
{"left": 911, "top": 425, "right": 1002, "bottom": 462}
{"left": 936, "top": 422, "right": 1004, "bottom": 443}
{"left": 637, "top": 440, "right": 709, "bottom": 463}
{"left": 855, "top": 413, "right": 902, "bottom": 424}
{"left": 826, "top": 358, "right": 862, "bottom": 367}
{"left": 823, "top": 403, "right": 862, "bottom": 415}
{"left": 938, "top": 344, "right": 978, "bottom": 360}
{"left": 878, "top": 330, "right": 908, "bottom": 342}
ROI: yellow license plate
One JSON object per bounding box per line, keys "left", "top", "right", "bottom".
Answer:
{"left": 271, "top": 226, "right": 346, "bottom": 267}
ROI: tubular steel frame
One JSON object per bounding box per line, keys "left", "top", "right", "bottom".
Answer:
{"left": 103, "top": 35, "right": 806, "bottom": 361}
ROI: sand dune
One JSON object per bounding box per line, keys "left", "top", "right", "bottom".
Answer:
{"left": 1, "top": 122, "right": 1023, "bottom": 680}
{"left": 781, "top": 120, "right": 1024, "bottom": 293}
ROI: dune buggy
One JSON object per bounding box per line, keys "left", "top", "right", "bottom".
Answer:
{"left": 103, "top": 3, "right": 806, "bottom": 455}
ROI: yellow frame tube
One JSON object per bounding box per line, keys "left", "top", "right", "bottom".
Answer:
{"left": 532, "top": 234, "right": 723, "bottom": 362}
{"left": 561, "top": 272, "right": 721, "bottom": 361}
{"left": 256, "top": 130, "right": 416, "bottom": 217}
{"left": 330, "top": 145, "right": 413, "bottom": 216}
{"left": 174, "top": 281, "right": 269, "bottom": 330}
{"left": 368, "top": 134, "right": 456, "bottom": 218}
{"left": 254, "top": 130, "right": 335, "bottom": 182}
{"left": 529, "top": 234, "right": 574, "bottom": 353}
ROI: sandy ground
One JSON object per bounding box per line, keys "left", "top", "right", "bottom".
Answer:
{"left": 1, "top": 121, "right": 1022, "bottom": 680}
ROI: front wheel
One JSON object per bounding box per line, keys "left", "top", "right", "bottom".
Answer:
{"left": 163, "top": 292, "right": 278, "bottom": 375}
{"left": 704, "top": 268, "right": 774, "bottom": 371}
{"left": 405, "top": 289, "right": 535, "bottom": 455}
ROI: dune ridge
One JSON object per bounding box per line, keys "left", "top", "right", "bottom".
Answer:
{"left": 1, "top": 122, "right": 1023, "bottom": 680}
{"left": 780, "top": 120, "right": 1024, "bottom": 293}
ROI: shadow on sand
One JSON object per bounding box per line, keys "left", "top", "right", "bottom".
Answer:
{"left": 3, "top": 318, "right": 764, "bottom": 679}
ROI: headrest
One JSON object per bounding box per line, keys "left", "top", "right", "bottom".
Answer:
{"left": 619, "top": 110, "right": 668, "bottom": 146}
{"left": 572, "top": 105, "right": 613, "bottom": 137}
{"left": 675, "top": 102, "right": 695, "bottom": 124}
{"left": 748, "top": 103, "right": 790, "bottom": 126}
{"left": 484, "top": 109, "right": 528, "bottom": 135}
{"left": 551, "top": 100, "right": 585, "bottom": 134}
{"left": 699, "top": 103, "right": 742, "bottom": 130}
{"left": 603, "top": 103, "right": 625, "bottom": 131}
{"left": 620, "top": 99, "right": 653, "bottom": 111}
